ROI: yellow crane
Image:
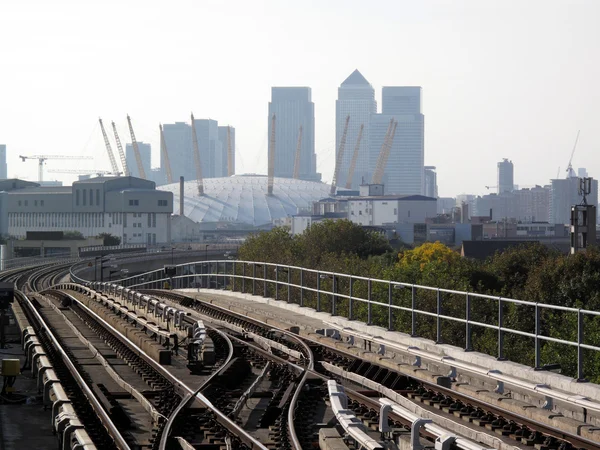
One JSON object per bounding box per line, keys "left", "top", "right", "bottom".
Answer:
{"left": 190, "top": 113, "right": 204, "bottom": 196}
{"left": 268, "top": 114, "right": 276, "bottom": 195}
{"left": 227, "top": 126, "right": 234, "bottom": 177}
{"left": 111, "top": 121, "right": 129, "bottom": 176}
{"left": 345, "top": 123, "right": 364, "bottom": 189}
{"left": 126, "top": 115, "right": 147, "bottom": 179}
{"left": 98, "top": 118, "right": 120, "bottom": 175}
{"left": 292, "top": 126, "right": 303, "bottom": 179}
{"left": 159, "top": 124, "right": 173, "bottom": 184}
{"left": 19, "top": 155, "right": 93, "bottom": 182}
{"left": 330, "top": 115, "right": 350, "bottom": 196}
{"left": 371, "top": 119, "right": 398, "bottom": 185}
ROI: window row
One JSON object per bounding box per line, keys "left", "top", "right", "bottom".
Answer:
{"left": 75, "top": 189, "right": 101, "bottom": 207}
{"left": 9, "top": 212, "right": 105, "bottom": 228}
{"left": 16, "top": 199, "right": 45, "bottom": 207}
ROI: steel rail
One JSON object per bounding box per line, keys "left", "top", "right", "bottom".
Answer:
{"left": 17, "top": 290, "right": 131, "bottom": 450}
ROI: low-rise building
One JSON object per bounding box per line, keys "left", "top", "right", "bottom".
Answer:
{"left": 3, "top": 177, "right": 173, "bottom": 244}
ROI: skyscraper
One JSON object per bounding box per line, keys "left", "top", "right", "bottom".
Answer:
{"left": 550, "top": 177, "right": 598, "bottom": 224}
{"left": 336, "top": 70, "right": 377, "bottom": 189}
{"left": 268, "top": 87, "right": 319, "bottom": 181}
{"left": 369, "top": 86, "right": 425, "bottom": 195}
{"left": 218, "top": 126, "right": 236, "bottom": 177}
{"left": 163, "top": 122, "right": 193, "bottom": 182}
{"left": 497, "top": 159, "right": 514, "bottom": 194}
{"left": 125, "top": 142, "right": 152, "bottom": 179}
{"left": 192, "top": 119, "right": 222, "bottom": 179}
{"left": 424, "top": 166, "right": 438, "bottom": 198}
{"left": 0, "top": 145, "right": 6, "bottom": 179}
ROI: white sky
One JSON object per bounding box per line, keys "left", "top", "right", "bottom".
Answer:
{"left": 1, "top": 0, "right": 599, "bottom": 197}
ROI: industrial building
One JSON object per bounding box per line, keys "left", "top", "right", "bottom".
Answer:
{"left": 1, "top": 177, "right": 173, "bottom": 244}
{"left": 473, "top": 185, "right": 551, "bottom": 222}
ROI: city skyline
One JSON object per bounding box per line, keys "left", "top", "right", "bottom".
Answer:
{"left": 1, "top": 1, "right": 599, "bottom": 197}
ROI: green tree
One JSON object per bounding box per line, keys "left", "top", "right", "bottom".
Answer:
{"left": 63, "top": 230, "right": 85, "bottom": 240}
{"left": 97, "top": 233, "right": 121, "bottom": 246}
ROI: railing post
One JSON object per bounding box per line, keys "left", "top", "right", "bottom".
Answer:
{"left": 498, "top": 297, "right": 505, "bottom": 360}
{"left": 231, "top": 261, "right": 235, "bottom": 292}
{"left": 287, "top": 268, "right": 291, "bottom": 303}
{"left": 388, "top": 283, "right": 393, "bottom": 331}
{"left": 411, "top": 285, "right": 417, "bottom": 337}
{"left": 252, "top": 264, "right": 256, "bottom": 295}
{"left": 332, "top": 275, "right": 337, "bottom": 316}
{"left": 275, "top": 266, "right": 279, "bottom": 300}
{"left": 348, "top": 277, "right": 353, "bottom": 320}
{"left": 242, "top": 263, "right": 246, "bottom": 293}
{"left": 316, "top": 272, "right": 321, "bottom": 312}
{"left": 577, "top": 309, "right": 585, "bottom": 381}
{"left": 300, "top": 269, "right": 304, "bottom": 307}
{"left": 263, "top": 265, "right": 267, "bottom": 297}
{"left": 535, "top": 303, "right": 541, "bottom": 369}
{"left": 436, "top": 289, "right": 442, "bottom": 344}
{"left": 465, "top": 293, "right": 472, "bottom": 351}
{"left": 367, "top": 279, "right": 372, "bottom": 325}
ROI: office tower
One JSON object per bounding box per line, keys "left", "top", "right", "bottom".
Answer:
{"left": 0, "top": 145, "right": 6, "bottom": 179}
{"left": 369, "top": 86, "right": 425, "bottom": 195}
{"left": 578, "top": 168, "right": 588, "bottom": 178}
{"left": 268, "top": 87, "right": 319, "bottom": 181}
{"left": 125, "top": 142, "right": 152, "bottom": 179}
{"left": 163, "top": 122, "right": 193, "bottom": 182}
{"left": 218, "top": 126, "right": 236, "bottom": 177}
{"left": 550, "top": 177, "right": 598, "bottom": 224}
{"left": 192, "top": 119, "right": 222, "bottom": 179}
{"left": 497, "top": 159, "right": 514, "bottom": 194}
{"left": 424, "top": 166, "right": 438, "bottom": 198}
{"left": 336, "top": 70, "right": 376, "bottom": 189}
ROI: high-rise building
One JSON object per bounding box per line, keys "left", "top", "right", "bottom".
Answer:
{"left": 424, "top": 166, "right": 438, "bottom": 198}
{"left": 0, "top": 145, "right": 6, "bottom": 179}
{"left": 163, "top": 122, "right": 193, "bottom": 183}
{"left": 336, "top": 70, "right": 376, "bottom": 189}
{"left": 218, "top": 126, "right": 236, "bottom": 177}
{"left": 268, "top": 87, "right": 318, "bottom": 181}
{"left": 125, "top": 142, "right": 152, "bottom": 179}
{"left": 497, "top": 159, "right": 514, "bottom": 194}
{"left": 192, "top": 119, "right": 222, "bottom": 179}
{"left": 369, "top": 87, "right": 424, "bottom": 195}
{"left": 550, "top": 177, "right": 598, "bottom": 225}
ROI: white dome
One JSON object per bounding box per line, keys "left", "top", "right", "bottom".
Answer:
{"left": 160, "top": 175, "right": 332, "bottom": 227}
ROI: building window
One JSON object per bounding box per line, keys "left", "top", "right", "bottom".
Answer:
{"left": 89, "top": 189, "right": 93, "bottom": 206}
{"left": 18, "top": 200, "right": 21, "bottom": 206}
{"left": 129, "top": 199, "right": 139, "bottom": 206}
{"left": 147, "top": 214, "right": 151, "bottom": 227}
{"left": 34, "top": 200, "right": 38, "bottom": 206}
{"left": 158, "top": 200, "right": 167, "bottom": 206}
{"left": 76, "top": 190, "right": 80, "bottom": 206}
{"left": 393, "top": 208, "right": 397, "bottom": 215}
{"left": 24, "top": 200, "right": 28, "bottom": 206}
{"left": 41, "top": 200, "right": 44, "bottom": 206}
{"left": 96, "top": 189, "right": 100, "bottom": 206}
{"left": 83, "top": 191, "right": 86, "bottom": 206}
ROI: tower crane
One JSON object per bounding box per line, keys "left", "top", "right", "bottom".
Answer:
{"left": 565, "top": 130, "right": 580, "bottom": 179}
{"left": 19, "top": 155, "right": 93, "bottom": 182}
{"left": 345, "top": 123, "right": 364, "bottom": 189}
{"left": 371, "top": 119, "right": 398, "bottom": 185}
{"left": 330, "top": 115, "right": 350, "bottom": 196}
{"left": 292, "top": 125, "right": 303, "bottom": 179}
{"left": 98, "top": 118, "right": 120, "bottom": 175}
{"left": 159, "top": 124, "right": 173, "bottom": 184}
{"left": 227, "top": 126, "right": 234, "bottom": 177}
{"left": 190, "top": 113, "right": 204, "bottom": 196}
{"left": 111, "top": 121, "right": 129, "bottom": 176}
{"left": 47, "top": 169, "right": 120, "bottom": 176}
{"left": 126, "top": 115, "right": 147, "bottom": 179}
{"left": 268, "top": 114, "right": 276, "bottom": 195}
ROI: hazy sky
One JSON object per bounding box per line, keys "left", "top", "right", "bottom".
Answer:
{"left": 1, "top": 0, "right": 599, "bottom": 197}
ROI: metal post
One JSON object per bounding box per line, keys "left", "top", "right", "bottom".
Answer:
{"left": 388, "top": 283, "right": 393, "bottom": 331}
{"left": 316, "top": 273, "right": 321, "bottom": 312}
{"left": 498, "top": 298, "right": 505, "bottom": 360}
{"left": 436, "top": 289, "right": 442, "bottom": 344}
{"left": 299, "top": 269, "right": 304, "bottom": 307}
{"left": 411, "top": 286, "right": 416, "bottom": 337}
{"left": 287, "top": 269, "right": 291, "bottom": 303}
{"left": 534, "top": 303, "right": 541, "bottom": 369}
{"left": 242, "top": 263, "right": 246, "bottom": 293}
{"left": 263, "top": 265, "right": 267, "bottom": 297}
{"left": 332, "top": 276, "right": 337, "bottom": 316}
{"left": 465, "top": 293, "right": 472, "bottom": 351}
{"left": 367, "top": 279, "right": 372, "bottom": 325}
{"left": 275, "top": 266, "right": 279, "bottom": 300}
{"left": 577, "top": 309, "right": 585, "bottom": 381}
{"left": 231, "top": 261, "right": 235, "bottom": 292}
{"left": 348, "top": 277, "right": 353, "bottom": 320}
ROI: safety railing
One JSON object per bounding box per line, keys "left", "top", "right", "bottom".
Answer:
{"left": 74, "top": 259, "right": 600, "bottom": 382}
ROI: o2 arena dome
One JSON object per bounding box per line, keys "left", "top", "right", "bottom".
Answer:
{"left": 160, "top": 175, "right": 332, "bottom": 227}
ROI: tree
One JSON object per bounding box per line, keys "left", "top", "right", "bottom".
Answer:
{"left": 63, "top": 230, "right": 85, "bottom": 240}
{"left": 97, "top": 233, "right": 121, "bottom": 246}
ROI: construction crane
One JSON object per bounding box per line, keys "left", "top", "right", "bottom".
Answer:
{"left": 159, "top": 124, "right": 173, "bottom": 184}
{"left": 19, "top": 155, "right": 93, "bottom": 182}
{"left": 126, "top": 115, "right": 147, "bottom": 179}
{"left": 111, "top": 121, "right": 129, "bottom": 176}
{"left": 330, "top": 115, "right": 350, "bottom": 196}
{"left": 190, "top": 113, "right": 204, "bottom": 196}
{"left": 565, "top": 130, "right": 580, "bottom": 179}
{"left": 345, "top": 123, "right": 364, "bottom": 189}
{"left": 47, "top": 169, "right": 119, "bottom": 176}
{"left": 292, "top": 126, "right": 303, "bottom": 179}
{"left": 371, "top": 119, "right": 398, "bottom": 185}
{"left": 227, "top": 126, "right": 234, "bottom": 177}
{"left": 268, "top": 114, "right": 276, "bottom": 195}
{"left": 98, "top": 118, "right": 120, "bottom": 175}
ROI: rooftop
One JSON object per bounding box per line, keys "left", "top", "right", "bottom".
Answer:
{"left": 347, "top": 195, "right": 436, "bottom": 201}
{"left": 341, "top": 69, "right": 371, "bottom": 86}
